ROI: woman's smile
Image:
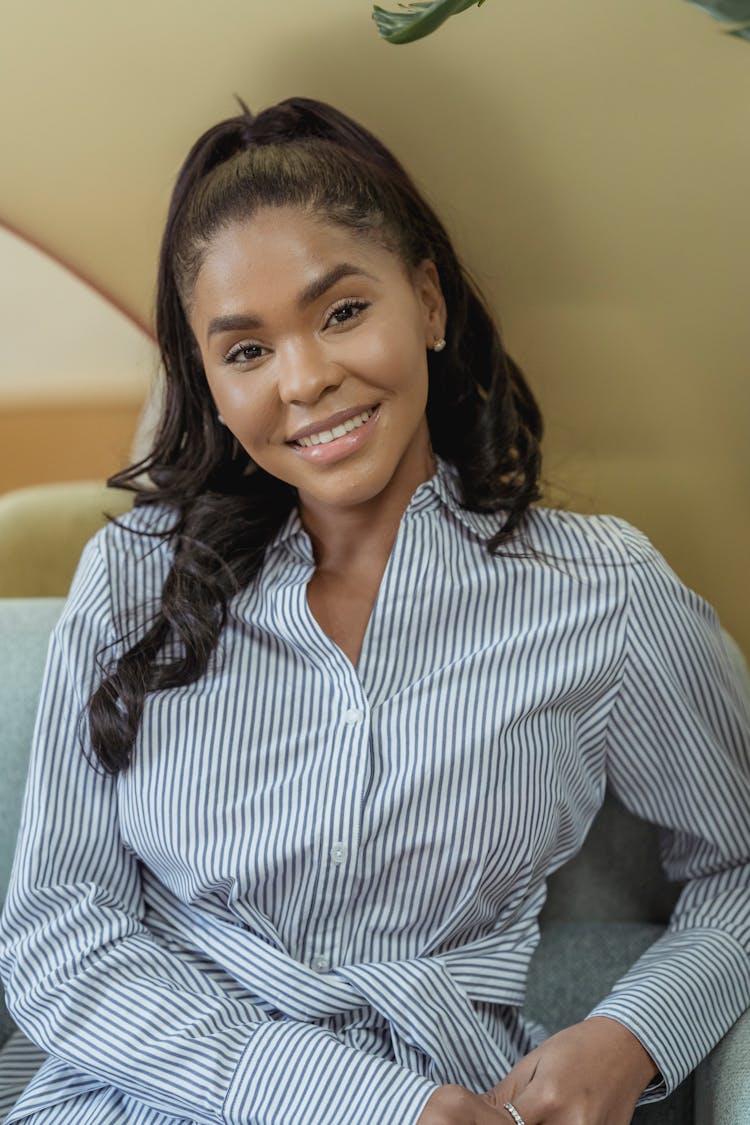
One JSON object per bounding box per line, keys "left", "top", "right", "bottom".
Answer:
{"left": 288, "top": 404, "right": 380, "bottom": 462}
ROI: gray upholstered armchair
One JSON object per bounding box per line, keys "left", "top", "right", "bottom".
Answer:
{"left": 0, "top": 598, "right": 748, "bottom": 1122}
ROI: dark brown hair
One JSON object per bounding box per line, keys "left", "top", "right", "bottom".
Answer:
{"left": 89, "top": 96, "right": 543, "bottom": 772}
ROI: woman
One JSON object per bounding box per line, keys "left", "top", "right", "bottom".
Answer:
{"left": 1, "top": 96, "right": 748, "bottom": 1125}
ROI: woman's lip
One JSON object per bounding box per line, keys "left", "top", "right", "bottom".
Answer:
{"left": 286, "top": 403, "right": 379, "bottom": 444}
{"left": 289, "top": 405, "right": 380, "bottom": 465}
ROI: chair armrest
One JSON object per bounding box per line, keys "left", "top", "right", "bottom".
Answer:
{"left": 694, "top": 1005, "right": 750, "bottom": 1124}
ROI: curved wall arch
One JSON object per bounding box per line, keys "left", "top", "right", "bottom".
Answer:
{"left": 0, "top": 224, "right": 157, "bottom": 489}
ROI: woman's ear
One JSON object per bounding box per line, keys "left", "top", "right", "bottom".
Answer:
{"left": 414, "top": 259, "right": 447, "bottom": 345}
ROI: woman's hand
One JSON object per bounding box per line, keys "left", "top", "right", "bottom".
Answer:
{"left": 481, "top": 1016, "right": 658, "bottom": 1125}
{"left": 417, "top": 1084, "right": 508, "bottom": 1123}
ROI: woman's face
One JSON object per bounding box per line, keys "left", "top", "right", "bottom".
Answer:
{"left": 188, "top": 206, "right": 446, "bottom": 518}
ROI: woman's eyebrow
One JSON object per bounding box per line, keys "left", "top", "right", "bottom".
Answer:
{"left": 298, "top": 262, "right": 377, "bottom": 308}
{"left": 206, "top": 262, "right": 377, "bottom": 339}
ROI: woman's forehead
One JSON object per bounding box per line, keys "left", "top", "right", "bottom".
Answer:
{"left": 188, "top": 207, "right": 414, "bottom": 334}
{"left": 192, "top": 207, "right": 406, "bottom": 303}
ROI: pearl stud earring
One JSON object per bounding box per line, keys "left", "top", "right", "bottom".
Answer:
{"left": 432, "top": 337, "right": 446, "bottom": 352}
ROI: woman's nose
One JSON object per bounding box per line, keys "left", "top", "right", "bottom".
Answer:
{"left": 277, "top": 340, "right": 344, "bottom": 405}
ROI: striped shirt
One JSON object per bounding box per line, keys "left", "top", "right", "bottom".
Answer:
{"left": 1, "top": 457, "right": 749, "bottom": 1124}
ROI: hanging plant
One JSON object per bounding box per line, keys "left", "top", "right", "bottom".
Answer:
{"left": 372, "top": 0, "right": 750, "bottom": 45}
{"left": 688, "top": 0, "right": 750, "bottom": 38}
{"left": 372, "top": 0, "right": 484, "bottom": 45}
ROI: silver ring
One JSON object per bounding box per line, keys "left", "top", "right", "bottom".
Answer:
{"left": 503, "top": 1103, "right": 525, "bottom": 1125}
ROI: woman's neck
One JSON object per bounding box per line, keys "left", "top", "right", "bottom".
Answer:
{"left": 299, "top": 449, "right": 436, "bottom": 576}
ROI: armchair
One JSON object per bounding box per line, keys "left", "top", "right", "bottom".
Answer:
{"left": 0, "top": 598, "right": 748, "bottom": 1122}
{"left": 0, "top": 481, "right": 132, "bottom": 597}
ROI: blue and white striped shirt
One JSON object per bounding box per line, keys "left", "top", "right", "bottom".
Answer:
{"left": 1, "top": 458, "right": 749, "bottom": 1124}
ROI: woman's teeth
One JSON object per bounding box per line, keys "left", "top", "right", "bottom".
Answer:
{"left": 295, "top": 407, "right": 375, "bottom": 448}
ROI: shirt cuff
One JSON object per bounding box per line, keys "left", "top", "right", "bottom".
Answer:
{"left": 223, "top": 1018, "right": 438, "bottom": 1124}
{"left": 586, "top": 929, "right": 750, "bottom": 1100}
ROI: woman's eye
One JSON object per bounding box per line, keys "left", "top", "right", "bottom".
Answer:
{"left": 326, "top": 300, "right": 370, "bottom": 327}
{"left": 224, "top": 342, "right": 266, "bottom": 365}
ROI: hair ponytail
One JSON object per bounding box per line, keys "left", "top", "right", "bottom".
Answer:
{"left": 88, "top": 96, "right": 542, "bottom": 773}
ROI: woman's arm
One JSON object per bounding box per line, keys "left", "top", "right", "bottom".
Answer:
{"left": 0, "top": 536, "right": 437, "bottom": 1125}
{"left": 483, "top": 523, "right": 750, "bottom": 1123}
{"left": 587, "top": 526, "right": 750, "bottom": 1098}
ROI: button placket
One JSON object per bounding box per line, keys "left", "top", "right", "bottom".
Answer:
{"left": 304, "top": 691, "right": 369, "bottom": 972}
{"left": 335, "top": 697, "right": 369, "bottom": 860}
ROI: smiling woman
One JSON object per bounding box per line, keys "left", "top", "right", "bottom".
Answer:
{"left": 0, "top": 96, "right": 748, "bottom": 1125}
{"left": 191, "top": 208, "right": 443, "bottom": 508}
{"left": 189, "top": 207, "right": 446, "bottom": 665}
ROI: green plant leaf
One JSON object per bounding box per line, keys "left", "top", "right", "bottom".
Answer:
{"left": 372, "top": 0, "right": 750, "bottom": 46}
{"left": 687, "top": 0, "right": 750, "bottom": 21}
{"left": 373, "top": 0, "right": 482, "bottom": 45}
{"left": 685, "top": 0, "right": 750, "bottom": 39}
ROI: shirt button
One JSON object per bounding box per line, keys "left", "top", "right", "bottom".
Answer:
{"left": 330, "top": 842, "right": 347, "bottom": 864}
{"left": 311, "top": 954, "right": 330, "bottom": 973}
{"left": 343, "top": 708, "right": 364, "bottom": 725}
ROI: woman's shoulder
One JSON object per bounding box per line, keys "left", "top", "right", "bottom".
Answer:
{"left": 520, "top": 506, "right": 657, "bottom": 568}
{"left": 89, "top": 499, "right": 177, "bottom": 565}
{"left": 106, "top": 496, "right": 177, "bottom": 533}
{"left": 77, "top": 499, "right": 178, "bottom": 629}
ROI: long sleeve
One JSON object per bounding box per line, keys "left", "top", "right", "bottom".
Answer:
{"left": 0, "top": 537, "right": 436, "bottom": 1124}
{"left": 588, "top": 523, "right": 750, "bottom": 1099}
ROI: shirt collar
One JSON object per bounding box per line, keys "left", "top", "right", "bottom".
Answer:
{"left": 426, "top": 457, "right": 506, "bottom": 541}
{"left": 267, "top": 503, "right": 307, "bottom": 554}
{"left": 267, "top": 456, "right": 502, "bottom": 555}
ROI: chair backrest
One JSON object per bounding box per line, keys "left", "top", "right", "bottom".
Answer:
{"left": 0, "top": 483, "right": 132, "bottom": 597}
{"left": 543, "top": 791, "right": 680, "bottom": 925}
{"left": 0, "top": 598, "right": 65, "bottom": 900}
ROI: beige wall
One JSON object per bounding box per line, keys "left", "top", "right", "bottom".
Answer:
{"left": 0, "top": 0, "right": 747, "bottom": 648}
{"left": 0, "top": 225, "right": 157, "bottom": 491}
{"left": 0, "top": 402, "right": 144, "bottom": 493}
